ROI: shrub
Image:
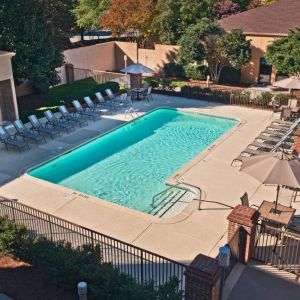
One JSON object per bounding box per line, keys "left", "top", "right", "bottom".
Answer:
{"left": 143, "top": 77, "right": 160, "bottom": 88}
{"left": 0, "top": 217, "right": 182, "bottom": 300}
{"left": 218, "top": 66, "right": 241, "bottom": 84}
{"left": 274, "top": 93, "right": 294, "bottom": 106}
{"left": 183, "top": 64, "right": 208, "bottom": 80}
{"left": 258, "top": 91, "right": 273, "bottom": 105}
{"left": 163, "top": 63, "right": 185, "bottom": 78}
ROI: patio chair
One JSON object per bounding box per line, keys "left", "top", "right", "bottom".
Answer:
{"left": 44, "top": 110, "right": 75, "bottom": 133}
{"left": 95, "top": 92, "right": 121, "bottom": 110}
{"left": 288, "top": 99, "right": 298, "bottom": 108}
{"left": 28, "top": 115, "right": 60, "bottom": 139}
{"left": 83, "top": 96, "right": 110, "bottom": 114}
{"left": 280, "top": 107, "right": 292, "bottom": 121}
{"left": 145, "top": 86, "right": 153, "bottom": 102}
{"left": 13, "top": 119, "right": 46, "bottom": 144}
{"left": 72, "top": 100, "right": 101, "bottom": 121}
{"left": 240, "top": 192, "right": 258, "bottom": 208}
{"left": 58, "top": 105, "right": 88, "bottom": 127}
{"left": 0, "top": 125, "right": 30, "bottom": 151}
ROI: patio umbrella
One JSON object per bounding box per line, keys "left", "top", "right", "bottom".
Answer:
{"left": 240, "top": 151, "right": 300, "bottom": 213}
{"left": 120, "top": 63, "right": 154, "bottom": 74}
{"left": 273, "top": 76, "right": 300, "bottom": 93}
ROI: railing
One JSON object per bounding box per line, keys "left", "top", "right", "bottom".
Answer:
{"left": 0, "top": 197, "right": 188, "bottom": 292}
{"left": 252, "top": 223, "right": 300, "bottom": 275}
{"left": 73, "top": 68, "right": 129, "bottom": 86}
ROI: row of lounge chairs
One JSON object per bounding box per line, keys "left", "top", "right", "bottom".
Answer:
{"left": 0, "top": 89, "right": 127, "bottom": 152}
{"left": 231, "top": 119, "right": 297, "bottom": 166}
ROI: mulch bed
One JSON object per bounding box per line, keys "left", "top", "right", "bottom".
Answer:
{"left": 0, "top": 255, "right": 77, "bottom": 300}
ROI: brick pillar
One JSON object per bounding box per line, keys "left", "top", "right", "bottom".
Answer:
{"left": 130, "top": 74, "right": 142, "bottom": 88}
{"left": 227, "top": 205, "right": 258, "bottom": 264}
{"left": 185, "top": 254, "right": 221, "bottom": 300}
{"left": 293, "top": 128, "right": 300, "bottom": 156}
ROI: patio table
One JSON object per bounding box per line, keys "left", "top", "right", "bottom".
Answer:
{"left": 131, "top": 88, "right": 146, "bottom": 101}
{"left": 258, "top": 200, "right": 295, "bottom": 228}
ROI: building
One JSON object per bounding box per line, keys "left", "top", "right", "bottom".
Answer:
{"left": 0, "top": 51, "right": 19, "bottom": 123}
{"left": 219, "top": 0, "right": 300, "bottom": 85}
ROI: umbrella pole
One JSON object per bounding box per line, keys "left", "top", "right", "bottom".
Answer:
{"left": 274, "top": 185, "right": 280, "bottom": 213}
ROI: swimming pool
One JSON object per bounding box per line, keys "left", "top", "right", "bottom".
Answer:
{"left": 29, "top": 108, "right": 237, "bottom": 215}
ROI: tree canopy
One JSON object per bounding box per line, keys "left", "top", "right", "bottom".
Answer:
{"left": 100, "top": 0, "right": 154, "bottom": 42}
{"left": 72, "top": 0, "right": 110, "bottom": 30}
{"left": 266, "top": 29, "right": 300, "bottom": 76}
{"left": 0, "top": 0, "right": 73, "bottom": 93}
{"left": 178, "top": 21, "right": 251, "bottom": 83}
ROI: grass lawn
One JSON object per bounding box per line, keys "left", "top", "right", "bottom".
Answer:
{"left": 18, "top": 78, "right": 120, "bottom": 122}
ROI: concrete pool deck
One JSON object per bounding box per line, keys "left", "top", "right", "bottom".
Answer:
{"left": 0, "top": 94, "right": 299, "bottom": 263}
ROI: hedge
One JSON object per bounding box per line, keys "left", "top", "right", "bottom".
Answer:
{"left": 0, "top": 217, "right": 182, "bottom": 300}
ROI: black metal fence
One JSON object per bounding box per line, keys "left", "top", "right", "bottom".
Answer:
{"left": 252, "top": 223, "right": 300, "bottom": 275}
{"left": 0, "top": 197, "right": 188, "bottom": 292}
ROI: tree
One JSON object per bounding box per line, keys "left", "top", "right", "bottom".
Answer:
{"left": 0, "top": 0, "right": 73, "bottom": 93}
{"left": 179, "top": 0, "right": 214, "bottom": 29}
{"left": 213, "top": 0, "right": 242, "bottom": 19}
{"left": 178, "top": 21, "right": 251, "bottom": 83}
{"left": 177, "top": 19, "right": 220, "bottom": 65}
{"left": 266, "top": 29, "right": 300, "bottom": 76}
{"left": 151, "top": 0, "right": 182, "bottom": 45}
{"left": 101, "top": 0, "right": 154, "bottom": 43}
{"left": 72, "top": 0, "right": 110, "bottom": 30}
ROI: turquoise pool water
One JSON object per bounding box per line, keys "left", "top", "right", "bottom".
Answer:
{"left": 29, "top": 109, "right": 237, "bottom": 213}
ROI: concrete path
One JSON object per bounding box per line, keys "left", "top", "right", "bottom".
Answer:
{"left": 227, "top": 261, "right": 300, "bottom": 300}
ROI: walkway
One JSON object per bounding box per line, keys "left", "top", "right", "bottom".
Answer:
{"left": 227, "top": 261, "right": 300, "bottom": 300}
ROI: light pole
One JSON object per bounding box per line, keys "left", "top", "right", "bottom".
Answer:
{"left": 218, "top": 246, "right": 230, "bottom": 300}
{"left": 124, "top": 55, "right": 128, "bottom": 69}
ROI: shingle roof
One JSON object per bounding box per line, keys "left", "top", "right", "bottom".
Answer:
{"left": 219, "top": 0, "right": 300, "bottom": 36}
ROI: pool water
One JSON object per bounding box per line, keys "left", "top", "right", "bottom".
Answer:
{"left": 29, "top": 109, "right": 237, "bottom": 213}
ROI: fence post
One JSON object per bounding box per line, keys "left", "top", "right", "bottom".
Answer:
{"left": 48, "top": 215, "right": 53, "bottom": 242}
{"left": 10, "top": 201, "right": 15, "bottom": 222}
{"left": 65, "top": 63, "right": 74, "bottom": 84}
{"left": 140, "top": 250, "right": 144, "bottom": 284}
{"left": 185, "top": 254, "right": 221, "bottom": 300}
{"left": 227, "top": 205, "right": 259, "bottom": 264}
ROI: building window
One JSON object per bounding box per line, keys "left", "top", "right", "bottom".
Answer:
{"left": 258, "top": 57, "right": 272, "bottom": 84}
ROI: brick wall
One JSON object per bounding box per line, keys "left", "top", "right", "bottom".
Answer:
{"left": 293, "top": 128, "right": 300, "bottom": 156}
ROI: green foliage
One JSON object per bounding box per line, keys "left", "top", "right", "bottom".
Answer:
{"left": 0, "top": 216, "right": 182, "bottom": 300}
{"left": 274, "top": 93, "right": 294, "bottom": 106}
{"left": 218, "top": 29, "right": 252, "bottom": 69}
{"left": 0, "top": 217, "right": 27, "bottom": 255}
{"left": 151, "top": 0, "right": 182, "bottom": 45}
{"left": 20, "top": 79, "right": 120, "bottom": 122}
{"left": 183, "top": 64, "right": 208, "bottom": 80}
{"left": 0, "top": 0, "right": 73, "bottom": 93}
{"left": 258, "top": 91, "right": 273, "bottom": 105}
{"left": 163, "top": 63, "right": 185, "bottom": 78}
{"left": 177, "top": 19, "right": 221, "bottom": 65}
{"left": 143, "top": 77, "right": 160, "bottom": 88}
{"left": 72, "top": 0, "right": 110, "bottom": 30}
{"left": 219, "top": 66, "right": 241, "bottom": 84}
{"left": 266, "top": 29, "right": 300, "bottom": 76}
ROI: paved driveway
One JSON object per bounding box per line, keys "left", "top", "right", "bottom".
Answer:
{"left": 228, "top": 262, "right": 300, "bottom": 300}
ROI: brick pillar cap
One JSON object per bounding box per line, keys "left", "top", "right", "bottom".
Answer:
{"left": 295, "top": 128, "right": 300, "bottom": 137}
{"left": 227, "top": 204, "right": 258, "bottom": 227}
{"left": 185, "top": 254, "right": 220, "bottom": 284}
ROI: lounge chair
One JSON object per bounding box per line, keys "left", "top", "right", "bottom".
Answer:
{"left": 255, "top": 134, "right": 283, "bottom": 143}
{"left": 95, "top": 92, "right": 122, "bottom": 110}
{"left": 58, "top": 105, "right": 88, "bottom": 127}
{"left": 106, "top": 89, "right": 131, "bottom": 107}
{"left": 248, "top": 141, "right": 274, "bottom": 150}
{"left": 271, "top": 119, "right": 293, "bottom": 127}
{"left": 0, "top": 125, "right": 29, "bottom": 151}
{"left": 260, "top": 129, "right": 286, "bottom": 137}
{"left": 44, "top": 110, "right": 75, "bottom": 133}
{"left": 13, "top": 119, "right": 46, "bottom": 144}
{"left": 28, "top": 115, "right": 60, "bottom": 139}
{"left": 72, "top": 100, "right": 101, "bottom": 121}
{"left": 231, "top": 147, "right": 270, "bottom": 166}
{"left": 83, "top": 96, "right": 110, "bottom": 114}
